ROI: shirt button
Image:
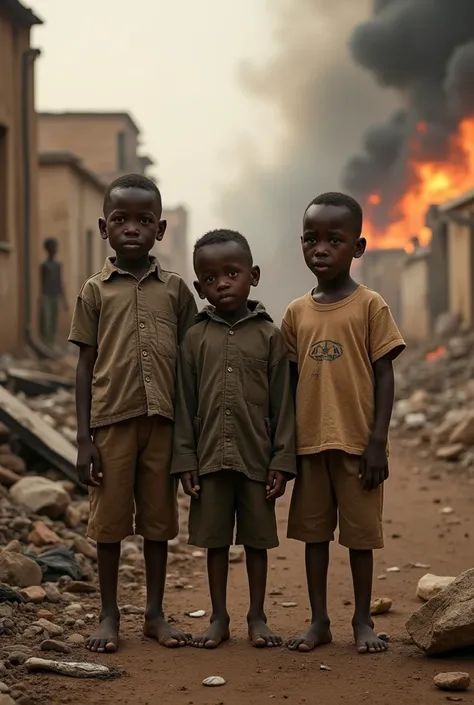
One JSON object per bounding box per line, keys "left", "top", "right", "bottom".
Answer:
{"left": 227, "top": 366, "right": 233, "bottom": 373}
{"left": 145, "top": 376, "right": 151, "bottom": 383}
{"left": 142, "top": 351, "right": 148, "bottom": 357}
{"left": 225, "top": 409, "right": 231, "bottom": 416}
{"left": 140, "top": 322, "right": 145, "bottom": 329}
{"left": 225, "top": 437, "right": 231, "bottom": 443}
{"left": 229, "top": 330, "right": 234, "bottom": 336}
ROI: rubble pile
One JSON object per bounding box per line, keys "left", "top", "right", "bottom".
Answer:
{"left": 392, "top": 317, "right": 474, "bottom": 469}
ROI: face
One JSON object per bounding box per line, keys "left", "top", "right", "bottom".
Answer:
{"left": 194, "top": 241, "right": 260, "bottom": 314}
{"left": 301, "top": 204, "right": 366, "bottom": 280}
{"left": 99, "top": 187, "right": 166, "bottom": 259}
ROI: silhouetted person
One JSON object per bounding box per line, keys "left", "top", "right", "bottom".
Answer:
{"left": 39, "top": 237, "right": 68, "bottom": 347}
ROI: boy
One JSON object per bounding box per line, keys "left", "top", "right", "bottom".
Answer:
{"left": 39, "top": 237, "right": 68, "bottom": 347}
{"left": 172, "top": 229, "right": 296, "bottom": 649}
{"left": 68, "top": 174, "right": 197, "bottom": 653}
{"left": 282, "top": 192, "right": 405, "bottom": 655}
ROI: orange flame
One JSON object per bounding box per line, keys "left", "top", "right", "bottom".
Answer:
{"left": 364, "top": 118, "right": 474, "bottom": 250}
{"left": 425, "top": 345, "right": 447, "bottom": 362}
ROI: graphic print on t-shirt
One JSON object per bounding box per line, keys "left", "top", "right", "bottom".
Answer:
{"left": 309, "top": 340, "right": 343, "bottom": 362}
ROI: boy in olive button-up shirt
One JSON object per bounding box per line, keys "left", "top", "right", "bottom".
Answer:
{"left": 172, "top": 229, "right": 296, "bottom": 650}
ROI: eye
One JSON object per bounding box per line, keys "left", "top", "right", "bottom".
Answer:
{"left": 305, "top": 237, "right": 316, "bottom": 245}
{"left": 205, "top": 276, "right": 215, "bottom": 284}
{"left": 330, "top": 238, "right": 340, "bottom": 245}
{"left": 113, "top": 215, "right": 124, "bottom": 224}
{"left": 228, "top": 270, "right": 238, "bottom": 278}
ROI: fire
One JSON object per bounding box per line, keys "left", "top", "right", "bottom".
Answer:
{"left": 364, "top": 118, "right": 474, "bottom": 250}
{"left": 425, "top": 345, "right": 447, "bottom": 362}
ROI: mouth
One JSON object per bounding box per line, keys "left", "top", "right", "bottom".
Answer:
{"left": 122, "top": 242, "right": 141, "bottom": 250}
{"left": 312, "top": 261, "right": 331, "bottom": 271}
{"left": 218, "top": 294, "right": 236, "bottom": 304}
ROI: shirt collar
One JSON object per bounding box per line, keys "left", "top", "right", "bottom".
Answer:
{"left": 100, "top": 256, "right": 165, "bottom": 282}
{"left": 195, "top": 299, "right": 273, "bottom": 326}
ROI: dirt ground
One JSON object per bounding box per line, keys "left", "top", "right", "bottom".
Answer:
{"left": 33, "top": 443, "right": 474, "bottom": 705}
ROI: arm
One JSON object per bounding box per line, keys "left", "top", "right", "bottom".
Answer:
{"left": 171, "top": 343, "right": 200, "bottom": 497}
{"left": 289, "top": 361, "right": 299, "bottom": 403}
{"left": 177, "top": 287, "right": 198, "bottom": 344}
{"left": 75, "top": 345, "right": 101, "bottom": 486}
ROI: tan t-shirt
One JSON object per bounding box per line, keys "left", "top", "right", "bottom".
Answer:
{"left": 281, "top": 286, "right": 406, "bottom": 456}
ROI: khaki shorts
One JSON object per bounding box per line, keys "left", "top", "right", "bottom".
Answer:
{"left": 88, "top": 415, "right": 178, "bottom": 543}
{"left": 287, "top": 451, "right": 383, "bottom": 550}
{"left": 189, "top": 470, "right": 278, "bottom": 550}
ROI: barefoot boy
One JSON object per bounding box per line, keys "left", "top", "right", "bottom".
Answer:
{"left": 282, "top": 192, "right": 405, "bottom": 654}
{"left": 172, "top": 229, "right": 295, "bottom": 648}
{"left": 69, "top": 174, "right": 197, "bottom": 652}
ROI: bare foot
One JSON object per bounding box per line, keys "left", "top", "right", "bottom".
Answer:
{"left": 248, "top": 617, "right": 282, "bottom": 648}
{"left": 192, "top": 617, "right": 230, "bottom": 649}
{"left": 143, "top": 614, "right": 191, "bottom": 648}
{"left": 287, "top": 619, "right": 332, "bottom": 652}
{"left": 86, "top": 613, "right": 120, "bottom": 653}
{"left": 353, "top": 620, "right": 388, "bottom": 654}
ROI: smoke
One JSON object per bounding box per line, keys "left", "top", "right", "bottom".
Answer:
{"left": 217, "top": 0, "right": 396, "bottom": 319}
{"left": 344, "top": 0, "right": 474, "bottom": 216}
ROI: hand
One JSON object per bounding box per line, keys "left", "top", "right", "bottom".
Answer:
{"left": 76, "top": 439, "right": 102, "bottom": 487}
{"left": 359, "top": 440, "right": 389, "bottom": 491}
{"left": 181, "top": 471, "right": 200, "bottom": 499}
{"left": 266, "top": 470, "right": 287, "bottom": 500}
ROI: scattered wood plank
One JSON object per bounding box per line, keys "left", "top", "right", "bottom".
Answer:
{"left": 6, "top": 368, "right": 74, "bottom": 397}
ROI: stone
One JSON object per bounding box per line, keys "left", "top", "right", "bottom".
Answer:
{"left": 64, "top": 505, "right": 82, "bottom": 529}
{"left": 121, "top": 604, "right": 142, "bottom": 615}
{"left": 66, "top": 581, "right": 97, "bottom": 594}
{"left": 40, "top": 639, "right": 71, "bottom": 654}
{"left": 28, "top": 521, "right": 62, "bottom": 547}
{"left": 0, "top": 684, "right": 8, "bottom": 694}
{"left": 450, "top": 413, "right": 474, "bottom": 447}
{"left": 35, "top": 618, "right": 64, "bottom": 637}
{"left": 7, "top": 650, "right": 31, "bottom": 665}
{"left": 408, "top": 389, "right": 430, "bottom": 413}
{"left": 10, "top": 477, "right": 70, "bottom": 519}
{"left": 20, "top": 586, "right": 46, "bottom": 604}
{"left": 436, "top": 444, "right": 465, "bottom": 461}
{"left": 0, "top": 453, "right": 26, "bottom": 474}
{"left": 435, "top": 312, "right": 460, "bottom": 338}
{"left": 0, "top": 467, "right": 21, "bottom": 487}
{"left": 0, "top": 606, "right": 13, "bottom": 619}
{"left": 66, "top": 633, "right": 85, "bottom": 646}
{"left": 0, "top": 695, "right": 15, "bottom": 705}
{"left": 37, "top": 609, "right": 54, "bottom": 620}
{"left": 229, "top": 546, "right": 245, "bottom": 563}
{"left": 407, "top": 568, "right": 474, "bottom": 654}
{"left": 43, "top": 583, "right": 62, "bottom": 604}
{"left": 370, "top": 597, "right": 392, "bottom": 615}
{"left": 73, "top": 536, "right": 97, "bottom": 560}
{"left": 4, "top": 540, "right": 22, "bottom": 554}
{"left": 433, "top": 410, "right": 471, "bottom": 444}
{"left": 417, "top": 574, "right": 456, "bottom": 602}
{"left": 434, "top": 672, "right": 470, "bottom": 691}
{"left": 202, "top": 676, "right": 226, "bottom": 687}
{"left": 25, "top": 657, "right": 111, "bottom": 677}
{"left": 0, "top": 551, "right": 42, "bottom": 588}
{"left": 64, "top": 602, "right": 83, "bottom": 616}
{"left": 405, "top": 413, "right": 427, "bottom": 430}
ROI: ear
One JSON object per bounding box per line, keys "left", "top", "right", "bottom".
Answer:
{"left": 99, "top": 218, "right": 108, "bottom": 241}
{"left": 156, "top": 219, "right": 167, "bottom": 242}
{"left": 250, "top": 265, "right": 260, "bottom": 288}
{"left": 354, "top": 237, "right": 366, "bottom": 259}
{"left": 193, "top": 280, "right": 206, "bottom": 300}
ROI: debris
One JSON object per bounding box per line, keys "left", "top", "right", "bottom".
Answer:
{"left": 20, "top": 586, "right": 46, "bottom": 604}
{"left": 67, "top": 634, "right": 85, "bottom": 646}
{"left": 66, "top": 581, "right": 97, "bottom": 594}
{"left": 436, "top": 444, "right": 465, "bottom": 461}
{"left": 229, "top": 546, "right": 245, "bottom": 563}
{"left": 191, "top": 551, "right": 205, "bottom": 558}
{"left": 73, "top": 537, "right": 97, "bottom": 561}
{"left": 441, "top": 507, "right": 455, "bottom": 515}
{"left": 28, "top": 521, "right": 62, "bottom": 547}
{"left": 269, "top": 588, "right": 283, "bottom": 596}
{"left": 35, "top": 618, "right": 64, "bottom": 637}
{"left": 0, "top": 585, "right": 24, "bottom": 604}
{"left": 29, "top": 546, "right": 83, "bottom": 582}
{"left": 386, "top": 567, "right": 400, "bottom": 573}
{"left": 434, "top": 673, "right": 470, "bottom": 692}
{"left": 10, "top": 477, "right": 70, "bottom": 519}
{"left": 320, "top": 664, "right": 331, "bottom": 671}
{"left": 370, "top": 597, "right": 392, "bottom": 615}
{"left": 0, "top": 551, "right": 42, "bottom": 588}
{"left": 188, "top": 610, "right": 206, "bottom": 618}
{"left": 281, "top": 602, "right": 298, "bottom": 608}
{"left": 202, "top": 676, "right": 226, "bottom": 687}
{"left": 416, "top": 574, "right": 456, "bottom": 601}
{"left": 24, "top": 657, "right": 116, "bottom": 678}
{"left": 410, "top": 562, "right": 431, "bottom": 569}
{"left": 407, "top": 568, "right": 474, "bottom": 654}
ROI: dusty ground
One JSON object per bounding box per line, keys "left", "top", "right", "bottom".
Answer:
{"left": 31, "top": 443, "right": 474, "bottom": 705}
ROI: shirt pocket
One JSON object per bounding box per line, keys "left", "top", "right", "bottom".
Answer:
{"left": 155, "top": 310, "right": 178, "bottom": 358}
{"left": 242, "top": 357, "right": 268, "bottom": 406}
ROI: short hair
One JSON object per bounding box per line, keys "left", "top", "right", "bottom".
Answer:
{"left": 103, "top": 173, "right": 162, "bottom": 214}
{"left": 305, "top": 192, "right": 363, "bottom": 237}
{"left": 43, "top": 237, "right": 58, "bottom": 251}
{"left": 193, "top": 229, "right": 253, "bottom": 268}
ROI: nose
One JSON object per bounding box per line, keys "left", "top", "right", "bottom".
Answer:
{"left": 124, "top": 222, "right": 140, "bottom": 235}
{"left": 216, "top": 278, "right": 230, "bottom": 291}
{"left": 314, "top": 244, "right": 328, "bottom": 257}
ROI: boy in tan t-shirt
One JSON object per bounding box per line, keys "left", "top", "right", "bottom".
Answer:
{"left": 282, "top": 192, "right": 405, "bottom": 655}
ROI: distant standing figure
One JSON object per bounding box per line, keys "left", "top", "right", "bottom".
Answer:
{"left": 39, "top": 237, "right": 68, "bottom": 346}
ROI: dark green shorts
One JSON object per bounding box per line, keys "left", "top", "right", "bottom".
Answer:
{"left": 188, "top": 470, "right": 279, "bottom": 550}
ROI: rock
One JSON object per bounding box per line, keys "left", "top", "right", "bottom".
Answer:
{"left": 35, "top": 618, "right": 64, "bottom": 637}
{"left": 10, "top": 477, "right": 70, "bottom": 519}
{"left": 64, "top": 603, "right": 83, "bottom": 616}
{"left": 405, "top": 413, "right": 427, "bottom": 430}
{"left": 0, "top": 453, "right": 26, "bottom": 474}
{"left": 0, "top": 606, "right": 13, "bottom": 619}
{"left": 441, "top": 506, "right": 455, "bottom": 515}
{"left": 408, "top": 389, "right": 430, "bottom": 413}
{"left": 229, "top": 546, "right": 245, "bottom": 563}
{"left": 188, "top": 610, "right": 205, "bottom": 618}
{"left": 28, "top": 521, "right": 62, "bottom": 547}
{"left": 66, "top": 581, "right": 97, "bottom": 594}
{"left": 449, "top": 337, "right": 470, "bottom": 360}
{"left": 43, "top": 583, "right": 62, "bottom": 604}
{"left": 25, "top": 657, "right": 112, "bottom": 678}
{"left": 450, "top": 413, "right": 474, "bottom": 446}
{"left": 407, "top": 568, "right": 474, "bottom": 654}
{"left": 20, "top": 586, "right": 46, "bottom": 604}
{"left": 435, "top": 312, "right": 460, "bottom": 338}
{"left": 4, "top": 540, "right": 22, "bottom": 554}
{"left": 7, "top": 650, "right": 30, "bottom": 666}
{"left": 377, "top": 632, "right": 391, "bottom": 642}
{"left": 417, "top": 574, "right": 456, "bottom": 601}
{"left": 434, "top": 672, "right": 470, "bottom": 691}
{"left": 281, "top": 601, "right": 298, "bottom": 608}
{"left": 0, "top": 684, "right": 8, "bottom": 694}
{"left": 370, "top": 597, "right": 392, "bottom": 615}
{"left": 202, "top": 676, "right": 226, "bottom": 687}
{"left": 0, "top": 695, "right": 15, "bottom": 705}
{"left": 40, "top": 639, "right": 71, "bottom": 654}
{"left": 121, "top": 605, "right": 142, "bottom": 615}
{"left": 73, "top": 537, "right": 97, "bottom": 560}
{"left": 37, "top": 609, "right": 53, "bottom": 620}
{"left": 0, "top": 467, "right": 21, "bottom": 487}
{"left": 0, "top": 552, "right": 42, "bottom": 588}
{"left": 436, "top": 444, "right": 465, "bottom": 461}
{"left": 64, "top": 505, "right": 82, "bottom": 529}
{"left": 67, "top": 633, "right": 85, "bottom": 646}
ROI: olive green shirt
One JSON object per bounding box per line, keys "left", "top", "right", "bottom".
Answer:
{"left": 68, "top": 256, "right": 197, "bottom": 428}
{"left": 171, "top": 301, "right": 296, "bottom": 483}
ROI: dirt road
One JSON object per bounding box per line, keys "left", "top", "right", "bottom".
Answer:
{"left": 36, "top": 444, "right": 474, "bottom": 705}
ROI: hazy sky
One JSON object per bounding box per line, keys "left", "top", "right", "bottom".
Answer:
{"left": 29, "top": 0, "right": 278, "bottom": 241}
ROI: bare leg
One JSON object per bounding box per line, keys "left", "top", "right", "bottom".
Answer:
{"left": 86, "top": 542, "right": 120, "bottom": 653}
{"left": 192, "top": 546, "right": 230, "bottom": 649}
{"left": 287, "top": 542, "right": 332, "bottom": 652}
{"left": 143, "top": 539, "right": 190, "bottom": 647}
{"left": 246, "top": 546, "right": 281, "bottom": 647}
{"left": 350, "top": 548, "right": 387, "bottom": 654}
